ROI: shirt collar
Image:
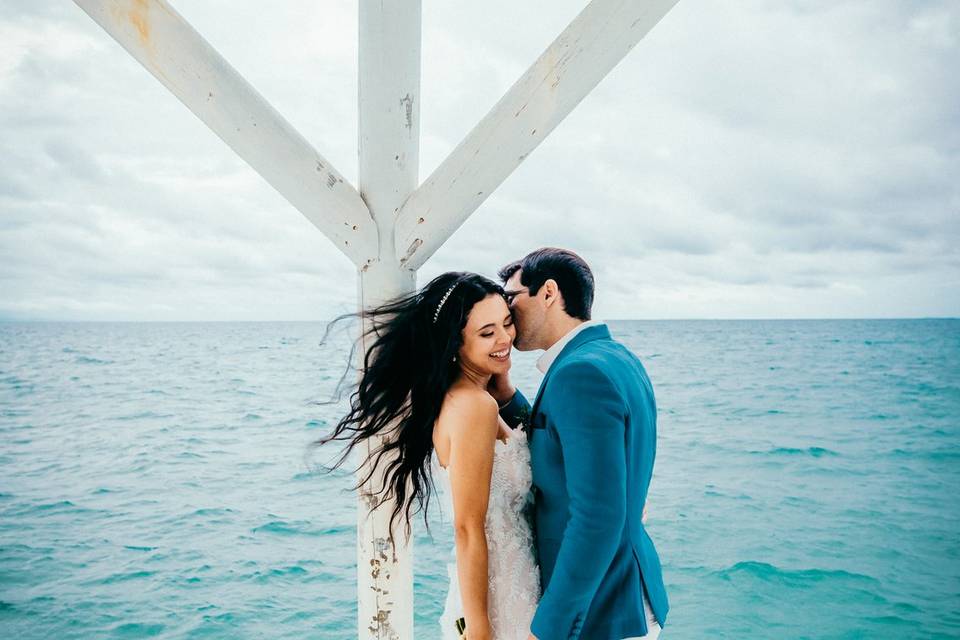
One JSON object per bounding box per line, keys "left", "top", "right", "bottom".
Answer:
{"left": 536, "top": 320, "right": 605, "bottom": 374}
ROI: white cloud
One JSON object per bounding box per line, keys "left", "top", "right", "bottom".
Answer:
{"left": 0, "top": 0, "right": 957, "bottom": 320}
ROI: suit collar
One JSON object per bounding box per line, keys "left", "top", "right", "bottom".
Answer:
{"left": 530, "top": 323, "right": 611, "bottom": 417}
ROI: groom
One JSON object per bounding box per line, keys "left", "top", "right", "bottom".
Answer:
{"left": 489, "top": 248, "right": 668, "bottom": 640}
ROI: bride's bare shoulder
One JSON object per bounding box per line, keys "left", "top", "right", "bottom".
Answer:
{"left": 444, "top": 385, "right": 498, "bottom": 410}
{"left": 437, "top": 386, "right": 498, "bottom": 439}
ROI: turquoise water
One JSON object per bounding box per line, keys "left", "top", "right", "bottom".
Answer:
{"left": 1, "top": 320, "right": 958, "bottom": 639}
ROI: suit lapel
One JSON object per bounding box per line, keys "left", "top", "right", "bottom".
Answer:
{"left": 530, "top": 324, "right": 612, "bottom": 419}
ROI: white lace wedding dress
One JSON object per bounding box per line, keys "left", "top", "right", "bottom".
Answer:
{"left": 432, "top": 428, "right": 541, "bottom": 640}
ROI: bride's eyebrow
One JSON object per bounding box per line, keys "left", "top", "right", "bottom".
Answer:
{"left": 476, "top": 315, "right": 514, "bottom": 333}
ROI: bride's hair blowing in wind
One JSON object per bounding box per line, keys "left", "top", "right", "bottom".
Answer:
{"left": 312, "top": 271, "right": 509, "bottom": 539}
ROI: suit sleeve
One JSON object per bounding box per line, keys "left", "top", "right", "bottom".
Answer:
{"left": 530, "top": 362, "right": 627, "bottom": 640}
{"left": 498, "top": 388, "right": 531, "bottom": 431}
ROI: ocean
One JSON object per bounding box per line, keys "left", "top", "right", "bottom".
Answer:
{"left": 1, "top": 319, "right": 958, "bottom": 639}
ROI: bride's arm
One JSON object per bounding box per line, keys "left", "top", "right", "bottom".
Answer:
{"left": 446, "top": 391, "right": 499, "bottom": 640}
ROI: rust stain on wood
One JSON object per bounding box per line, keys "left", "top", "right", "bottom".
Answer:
{"left": 128, "top": 0, "right": 151, "bottom": 45}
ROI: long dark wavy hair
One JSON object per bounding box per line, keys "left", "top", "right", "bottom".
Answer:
{"left": 311, "top": 271, "right": 508, "bottom": 540}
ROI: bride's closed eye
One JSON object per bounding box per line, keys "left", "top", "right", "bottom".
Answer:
{"left": 481, "top": 319, "right": 513, "bottom": 338}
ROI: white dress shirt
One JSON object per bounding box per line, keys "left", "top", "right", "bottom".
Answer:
{"left": 535, "top": 320, "right": 605, "bottom": 374}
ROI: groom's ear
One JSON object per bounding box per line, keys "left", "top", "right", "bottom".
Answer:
{"left": 542, "top": 278, "right": 561, "bottom": 307}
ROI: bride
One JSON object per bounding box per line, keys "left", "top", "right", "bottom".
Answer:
{"left": 315, "top": 271, "right": 539, "bottom": 640}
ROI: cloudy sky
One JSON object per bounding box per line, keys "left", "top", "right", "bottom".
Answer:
{"left": 1, "top": 1, "right": 957, "bottom": 320}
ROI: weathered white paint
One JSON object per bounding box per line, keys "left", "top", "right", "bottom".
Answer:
{"left": 72, "top": 0, "right": 377, "bottom": 267}
{"left": 354, "top": 264, "right": 417, "bottom": 640}
{"left": 395, "top": 0, "right": 681, "bottom": 270}
{"left": 356, "top": 1, "right": 421, "bottom": 637}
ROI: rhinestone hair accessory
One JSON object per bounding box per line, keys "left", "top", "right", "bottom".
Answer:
{"left": 432, "top": 282, "right": 459, "bottom": 323}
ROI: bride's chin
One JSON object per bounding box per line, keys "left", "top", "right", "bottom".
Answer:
{"left": 485, "top": 362, "right": 510, "bottom": 375}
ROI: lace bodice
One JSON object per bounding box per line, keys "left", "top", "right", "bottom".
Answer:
{"left": 432, "top": 429, "right": 541, "bottom": 640}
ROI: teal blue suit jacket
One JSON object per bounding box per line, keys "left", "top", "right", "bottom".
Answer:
{"left": 499, "top": 324, "right": 668, "bottom": 640}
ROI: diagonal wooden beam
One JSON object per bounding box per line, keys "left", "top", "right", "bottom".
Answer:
{"left": 395, "top": 0, "right": 680, "bottom": 269}
{"left": 73, "top": 0, "right": 377, "bottom": 267}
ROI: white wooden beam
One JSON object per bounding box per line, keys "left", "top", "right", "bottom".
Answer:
{"left": 359, "top": 0, "right": 421, "bottom": 242}
{"left": 356, "top": 1, "right": 421, "bottom": 639}
{"left": 395, "top": 0, "right": 680, "bottom": 269}
{"left": 73, "top": 0, "right": 377, "bottom": 267}
{"left": 354, "top": 265, "right": 417, "bottom": 640}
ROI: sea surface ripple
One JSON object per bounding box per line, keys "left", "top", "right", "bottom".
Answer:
{"left": 1, "top": 320, "right": 958, "bottom": 639}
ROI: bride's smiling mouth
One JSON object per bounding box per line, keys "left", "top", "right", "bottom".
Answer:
{"left": 490, "top": 349, "right": 511, "bottom": 362}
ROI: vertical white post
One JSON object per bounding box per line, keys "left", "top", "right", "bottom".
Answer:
{"left": 356, "top": 1, "right": 421, "bottom": 639}
{"left": 354, "top": 264, "right": 416, "bottom": 640}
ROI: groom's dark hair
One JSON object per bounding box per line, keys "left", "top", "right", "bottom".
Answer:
{"left": 498, "top": 248, "right": 594, "bottom": 321}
